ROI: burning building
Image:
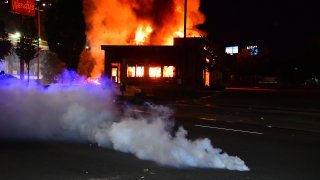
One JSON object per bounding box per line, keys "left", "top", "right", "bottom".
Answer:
{"left": 82, "top": 0, "right": 209, "bottom": 93}
{"left": 101, "top": 37, "right": 208, "bottom": 93}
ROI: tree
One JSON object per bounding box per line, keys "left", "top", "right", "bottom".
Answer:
{"left": 202, "top": 36, "right": 225, "bottom": 89}
{"left": 40, "top": 51, "right": 65, "bottom": 84}
{"left": 15, "top": 34, "right": 37, "bottom": 82}
{"left": 0, "top": 20, "right": 13, "bottom": 66}
{"left": 12, "top": 14, "right": 38, "bottom": 81}
{"left": 44, "top": 0, "right": 86, "bottom": 71}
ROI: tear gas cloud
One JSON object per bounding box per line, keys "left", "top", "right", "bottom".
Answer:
{"left": 0, "top": 75, "right": 249, "bottom": 171}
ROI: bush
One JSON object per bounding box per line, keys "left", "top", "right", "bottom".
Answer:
{"left": 304, "top": 76, "right": 320, "bottom": 86}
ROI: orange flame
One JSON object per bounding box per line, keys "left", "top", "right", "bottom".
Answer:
{"left": 135, "top": 25, "right": 153, "bottom": 45}
{"left": 79, "top": 0, "right": 206, "bottom": 79}
{"left": 87, "top": 77, "right": 101, "bottom": 85}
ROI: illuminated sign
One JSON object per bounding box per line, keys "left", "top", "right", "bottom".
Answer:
{"left": 11, "top": 0, "right": 35, "bottom": 16}
{"left": 247, "top": 45, "right": 258, "bottom": 55}
{"left": 225, "top": 46, "right": 238, "bottom": 55}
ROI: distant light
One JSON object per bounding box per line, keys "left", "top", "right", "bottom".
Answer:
{"left": 42, "top": 3, "right": 46, "bottom": 7}
{"left": 225, "top": 46, "right": 239, "bottom": 55}
{"left": 5, "top": 0, "right": 9, "bottom": 3}
{"left": 12, "top": 32, "right": 21, "bottom": 39}
{"left": 247, "top": 45, "right": 258, "bottom": 55}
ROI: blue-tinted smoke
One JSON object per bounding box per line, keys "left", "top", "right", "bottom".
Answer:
{"left": 0, "top": 71, "right": 249, "bottom": 171}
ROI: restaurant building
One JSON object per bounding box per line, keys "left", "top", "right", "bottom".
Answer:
{"left": 101, "top": 38, "right": 210, "bottom": 94}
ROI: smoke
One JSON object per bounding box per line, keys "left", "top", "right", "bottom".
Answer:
{"left": 80, "top": 0, "right": 206, "bottom": 78}
{"left": 0, "top": 77, "right": 249, "bottom": 171}
{"left": 0, "top": 61, "right": 5, "bottom": 72}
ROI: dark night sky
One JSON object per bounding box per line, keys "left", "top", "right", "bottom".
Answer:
{"left": 1, "top": 0, "right": 319, "bottom": 52}
{"left": 200, "top": 0, "right": 319, "bottom": 45}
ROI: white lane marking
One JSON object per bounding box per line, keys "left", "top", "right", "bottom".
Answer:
{"left": 199, "top": 117, "right": 217, "bottom": 121}
{"left": 195, "top": 124, "right": 264, "bottom": 135}
{"left": 129, "top": 109, "right": 147, "bottom": 113}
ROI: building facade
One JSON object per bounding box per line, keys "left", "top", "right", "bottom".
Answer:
{"left": 101, "top": 38, "right": 209, "bottom": 94}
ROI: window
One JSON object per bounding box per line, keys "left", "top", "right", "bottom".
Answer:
{"left": 203, "top": 69, "right": 210, "bottom": 87}
{"left": 149, "top": 66, "right": 161, "bottom": 77}
{"left": 127, "top": 65, "right": 176, "bottom": 78}
{"left": 127, "top": 65, "right": 144, "bottom": 77}
{"left": 136, "top": 66, "right": 144, "bottom": 77}
{"left": 163, "top": 66, "right": 175, "bottom": 77}
{"left": 127, "top": 66, "right": 136, "bottom": 77}
{"left": 111, "top": 68, "right": 118, "bottom": 82}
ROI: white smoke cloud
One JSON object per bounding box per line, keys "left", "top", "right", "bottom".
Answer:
{"left": 0, "top": 79, "right": 249, "bottom": 171}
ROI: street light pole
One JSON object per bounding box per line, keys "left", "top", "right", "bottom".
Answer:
{"left": 37, "top": 3, "right": 40, "bottom": 81}
{"left": 184, "top": 0, "right": 187, "bottom": 38}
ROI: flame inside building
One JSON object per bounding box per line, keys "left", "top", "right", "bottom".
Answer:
{"left": 80, "top": 0, "right": 206, "bottom": 80}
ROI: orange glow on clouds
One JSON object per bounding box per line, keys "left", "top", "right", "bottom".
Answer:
{"left": 80, "top": 0, "right": 206, "bottom": 79}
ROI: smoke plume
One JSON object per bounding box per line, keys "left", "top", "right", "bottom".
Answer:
{"left": 0, "top": 78, "right": 249, "bottom": 171}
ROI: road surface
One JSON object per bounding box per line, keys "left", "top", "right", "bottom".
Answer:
{"left": 1, "top": 87, "right": 320, "bottom": 179}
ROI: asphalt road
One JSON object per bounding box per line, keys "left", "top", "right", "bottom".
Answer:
{"left": 1, "top": 87, "right": 320, "bottom": 180}
{"left": 176, "top": 118, "right": 320, "bottom": 180}
{"left": 171, "top": 87, "right": 320, "bottom": 133}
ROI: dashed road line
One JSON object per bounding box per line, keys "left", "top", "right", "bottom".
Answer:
{"left": 199, "top": 117, "right": 217, "bottom": 121}
{"left": 195, "top": 124, "right": 264, "bottom": 135}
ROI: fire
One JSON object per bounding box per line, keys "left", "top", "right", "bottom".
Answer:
{"left": 87, "top": 78, "right": 101, "bottom": 85}
{"left": 80, "top": 0, "right": 206, "bottom": 79}
{"left": 135, "top": 25, "right": 153, "bottom": 45}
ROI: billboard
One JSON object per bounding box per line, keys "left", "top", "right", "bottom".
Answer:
{"left": 11, "top": 0, "right": 35, "bottom": 16}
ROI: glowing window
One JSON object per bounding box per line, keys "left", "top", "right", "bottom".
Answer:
{"left": 163, "top": 66, "right": 175, "bottom": 77}
{"left": 111, "top": 68, "right": 117, "bottom": 77}
{"left": 111, "top": 68, "right": 118, "bottom": 82}
{"left": 203, "top": 69, "right": 210, "bottom": 87}
{"left": 149, "top": 66, "right": 161, "bottom": 77}
{"left": 136, "top": 66, "right": 144, "bottom": 77}
{"left": 127, "top": 65, "right": 144, "bottom": 77}
{"left": 127, "top": 66, "right": 136, "bottom": 77}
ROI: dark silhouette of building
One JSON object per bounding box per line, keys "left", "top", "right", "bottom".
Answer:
{"left": 101, "top": 38, "right": 209, "bottom": 94}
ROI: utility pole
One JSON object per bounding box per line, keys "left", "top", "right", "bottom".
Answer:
{"left": 184, "top": 0, "right": 187, "bottom": 38}
{"left": 181, "top": 0, "right": 188, "bottom": 88}
{"left": 19, "top": 15, "right": 24, "bottom": 81}
{"left": 37, "top": 3, "right": 42, "bottom": 81}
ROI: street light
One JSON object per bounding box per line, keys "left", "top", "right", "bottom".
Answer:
{"left": 36, "top": 1, "right": 46, "bottom": 81}
{"left": 12, "top": 32, "right": 21, "bottom": 39}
